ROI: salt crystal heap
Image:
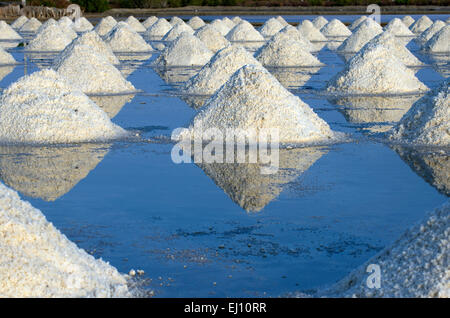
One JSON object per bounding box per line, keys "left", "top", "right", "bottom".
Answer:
{"left": 104, "top": 22, "right": 153, "bottom": 52}
{"left": 232, "top": 16, "right": 243, "bottom": 25}
{"left": 388, "top": 78, "right": 449, "bottom": 146}
{"left": 124, "top": 16, "right": 146, "bottom": 32}
{"left": 94, "top": 16, "right": 117, "bottom": 37}
{"left": 144, "top": 18, "right": 172, "bottom": 39}
{"left": 384, "top": 18, "right": 414, "bottom": 36}
{"left": 0, "top": 46, "right": 16, "bottom": 64}
{"left": 37, "top": 18, "right": 57, "bottom": 33}
{"left": 337, "top": 18, "right": 383, "bottom": 53}
{"left": 410, "top": 15, "right": 433, "bottom": 34}
{"left": 222, "top": 17, "right": 235, "bottom": 29}
{"left": 170, "top": 16, "right": 184, "bottom": 26}
{"left": 275, "top": 16, "right": 289, "bottom": 26}
{"left": 0, "top": 69, "right": 127, "bottom": 144}
{"left": 226, "top": 20, "right": 264, "bottom": 42}
{"left": 259, "top": 17, "right": 284, "bottom": 38}
{"left": 195, "top": 24, "right": 230, "bottom": 53}
{"left": 184, "top": 44, "right": 261, "bottom": 95}
{"left": 422, "top": 25, "right": 450, "bottom": 53}
{"left": 59, "top": 22, "right": 78, "bottom": 40}
{"left": 255, "top": 32, "right": 323, "bottom": 67}
{"left": 142, "top": 16, "right": 158, "bottom": 29}
{"left": 161, "top": 23, "right": 194, "bottom": 41}
{"left": 188, "top": 16, "right": 205, "bottom": 30}
{"left": 58, "top": 16, "right": 73, "bottom": 28}
{"left": 0, "top": 21, "right": 22, "bottom": 40}
{"left": 177, "top": 65, "right": 335, "bottom": 144}
{"left": 19, "top": 17, "right": 42, "bottom": 32}
{"left": 277, "top": 25, "right": 314, "bottom": 52}
{"left": 297, "top": 20, "right": 327, "bottom": 42}
{"left": 26, "top": 23, "right": 72, "bottom": 51}
{"left": 327, "top": 44, "right": 428, "bottom": 95}
{"left": 210, "top": 19, "right": 231, "bottom": 36}
{"left": 349, "top": 16, "right": 367, "bottom": 31}
{"left": 312, "top": 16, "right": 328, "bottom": 30}
{"left": 72, "top": 17, "right": 94, "bottom": 32}
{"left": 402, "top": 15, "right": 415, "bottom": 28}
{"left": 320, "top": 19, "right": 352, "bottom": 37}
{"left": 11, "top": 15, "right": 28, "bottom": 29}
{"left": 417, "top": 20, "right": 446, "bottom": 43}
{"left": 154, "top": 32, "right": 213, "bottom": 67}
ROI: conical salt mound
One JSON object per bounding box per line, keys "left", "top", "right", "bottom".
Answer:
{"left": 52, "top": 44, "right": 135, "bottom": 94}
{"left": 337, "top": 19, "right": 382, "bottom": 53}
{"left": 226, "top": 20, "right": 264, "bottom": 42}
{"left": 195, "top": 24, "right": 230, "bottom": 53}
{"left": 125, "top": 16, "right": 146, "bottom": 32}
{"left": 384, "top": 18, "right": 414, "bottom": 36}
{"left": 72, "top": 17, "right": 93, "bottom": 32}
{"left": 388, "top": 79, "right": 449, "bottom": 146}
{"left": 402, "top": 15, "right": 415, "bottom": 28}
{"left": 142, "top": 16, "right": 158, "bottom": 29}
{"left": 161, "top": 23, "right": 194, "bottom": 41}
{"left": 170, "top": 16, "right": 184, "bottom": 26}
{"left": 259, "top": 17, "right": 284, "bottom": 38}
{"left": 177, "top": 65, "right": 335, "bottom": 144}
{"left": 0, "top": 69, "right": 126, "bottom": 144}
{"left": 422, "top": 25, "right": 450, "bottom": 53}
{"left": 275, "top": 16, "right": 289, "bottom": 26}
{"left": 274, "top": 25, "right": 314, "bottom": 52}
{"left": 231, "top": 16, "right": 243, "bottom": 25}
{"left": 11, "top": 15, "right": 28, "bottom": 29}
{"left": 144, "top": 18, "right": 172, "bottom": 38}
{"left": 104, "top": 22, "right": 153, "bottom": 52}
{"left": 327, "top": 44, "right": 428, "bottom": 94}
{"left": 221, "top": 17, "right": 235, "bottom": 29}
{"left": 188, "top": 16, "right": 205, "bottom": 30}
{"left": 417, "top": 20, "right": 446, "bottom": 43}
{"left": 255, "top": 32, "right": 323, "bottom": 67}
{"left": 210, "top": 19, "right": 231, "bottom": 36}
{"left": 19, "top": 17, "right": 41, "bottom": 32}
{"left": 320, "top": 19, "right": 352, "bottom": 37}
{"left": 184, "top": 44, "right": 261, "bottom": 95}
{"left": 94, "top": 16, "right": 117, "bottom": 37}
{"left": 0, "top": 21, "right": 22, "bottom": 40}
{"left": 0, "top": 46, "right": 16, "bottom": 64}
{"left": 297, "top": 20, "right": 327, "bottom": 42}
{"left": 26, "top": 23, "right": 72, "bottom": 51}
{"left": 154, "top": 32, "right": 213, "bottom": 67}
{"left": 349, "top": 16, "right": 367, "bottom": 31}
{"left": 59, "top": 22, "right": 78, "bottom": 40}
{"left": 37, "top": 18, "right": 57, "bottom": 34}
{"left": 312, "top": 16, "right": 328, "bottom": 30}
{"left": 410, "top": 16, "right": 433, "bottom": 34}
{"left": 58, "top": 16, "right": 73, "bottom": 28}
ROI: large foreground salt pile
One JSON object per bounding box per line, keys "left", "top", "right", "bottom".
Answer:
{"left": 0, "top": 21, "right": 22, "bottom": 40}
{"left": 0, "top": 69, "right": 127, "bottom": 144}
{"left": 72, "top": 17, "right": 94, "bottom": 32}
{"left": 422, "top": 25, "right": 450, "bottom": 53}
{"left": 327, "top": 44, "right": 428, "bottom": 94}
{"left": 65, "top": 31, "right": 119, "bottom": 65}
{"left": 161, "top": 23, "right": 195, "bottom": 41}
{"left": 176, "top": 64, "right": 335, "bottom": 144}
{"left": 125, "top": 16, "right": 146, "bottom": 32}
{"left": 144, "top": 18, "right": 172, "bottom": 39}
{"left": 194, "top": 24, "right": 230, "bottom": 53}
{"left": 402, "top": 15, "right": 415, "bottom": 28}
{"left": 320, "top": 19, "right": 352, "bottom": 37}
{"left": 349, "top": 16, "right": 367, "bottom": 31}
{"left": 154, "top": 32, "right": 213, "bottom": 67}
{"left": 26, "top": 23, "right": 72, "bottom": 51}
{"left": 19, "top": 17, "right": 41, "bottom": 32}
{"left": 259, "top": 17, "right": 284, "bottom": 38}
{"left": 337, "top": 18, "right": 382, "bottom": 53}
{"left": 11, "top": 15, "right": 28, "bottom": 29}
{"left": 0, "top": 182, "right": 131, "bottom": 297}
{"left": 142, "top": 16, "right": 158, "bottom": 29}
{"left": 410, "top": 15, "right": 433, "bottom": 34}
{"left": 187, "top": 16, "right": 205, "bottom": 30}
{"left": 417, "top": 20, "right": 446, "bottom": 43}
{"left": 104, "top": 22, "right": 153, "bottom": 52}
{"left": 312, "top": 16, "right": 328, "bottom": 30}
{"left": 388, "top": 79, "right": 449, "bottom": 146}
{"left": 297, "top": 20, "right": 327, "bottom": 42}
{"left": 94, "top": 16, "right": 117, "bottom": 37}
{"left": 0, "top": 46, "right": 16, "bottom": 64}
{"left": 226, "top": 20, "right": 264, "bottom": 42}
{"left": 210, "top": 19, "right": 231, "bottom": 36}
{"left": 384, "top": 18, "right": 414, "bottom": 36}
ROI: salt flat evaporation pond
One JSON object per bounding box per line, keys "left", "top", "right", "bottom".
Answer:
{"left": 0, "top": 15, "right": 448, "bottom": 297}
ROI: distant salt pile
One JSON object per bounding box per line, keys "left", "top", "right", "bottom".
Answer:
{"left": 210, "top": 19, "right": 231, "bottom": 36}
{"left": 161, "top": 23, "right": 194, "bottom": 41}
{"left": 418, "top": 20, "right": 446, "bottom": 43}
{"left": 388, "top": 79, "right": 449, "bottom": 146}
{"left": 72, "top": 17, "right": 94, "bottom": 32}
{"left": 0, "top": 46, "right": 16, "bottom": 64}
{"left": 11, "top": 15, "right": 28, "bottom": 29}
{"left": 320, "top": 19, "right": 352, "bottom": 37}
{"left": 19, "top": 17, "right": 41, "bottom": 32}
{"left": 0, "top": 69, "right": 126, "bottom": 144}
{"left": 337, "top": 18, "right": 382, "bottom": 53}
{"left": 154, "top": 32, "right": 213, "bottom": 67}
{"left": 384, "top": 18, "right": 414, "bottom": 36}
{"left": 59, "top": 22, "right": 78, "bottom": 40}
{"left": 402, "top": 15, "right": 415, "bottom": 28}
{"left": 188, "top": 16, "right": 205, "bottom": 30}
{"left": 195, "top": 24, "right": 230, "bottom": 53}
{"left": 94, "top": 16, "right": 117, "bottom": 37}
{"left": 26, "top": 23, "right": 72, "bottom": 51}
{"left": 276, "top": 25, "right": 314, "bottom": 52}
{"left": 176, "top": 65, "right": 335, "bottom": 144}
{"left": 105, "top": 22, "right": 153, "bottom": 52}
{"left": 327, "top": 44, "right": 428, "bottom": 94}
{"left": 297, "top": 20, "right": 327, "bottom": 42}
{"left": 226, "top": 20, "right": 264, "bottom": 42}
{"left": 58, "top": 16, "right": 73, "bottom": 28}
{"left": 170, "top": 16, "right": 184, "bottom": 26}
{"left": 144, "top": 18, "right": 172, "bottom": 38}
{"left": 124, "top": 16, "right": 146, "bottom": 32}
{"left": 410, "top": 16, "right": 433, "bottom": 34}
{"left": 259, "top": 17, "right": 284, "bottom": 38}
{"left": 255, "top": 33, "right": 323, "bottom": 67}
{"left": 349, "top": 16, "right": 367, "bottom": 31}
{"left": 0, "top": 21, "right": 22, "bottom": 40}
{"left": 312, "top": 16, "right": 328, "bottom": 30}
{"left": 184, "top": 44, "right": 261, "bottom": 95}
{"left": 142, "top": 16, "right": 158, "bottom": 29}
{"left": 37, "top": 18, "right": 57, "bottom": 33}
{"left": 221, "top": 17, "right": 235, "bottom": 29}
{"left": 0, "top": 182, "right": 131, "bottom": 297}
{"left": 422, "top": 25, "right": 450, "bottom": 53}
{"left": 275, "top": 16, "right": 289, "bottom": 26}
{"left": 231, "top": 16, "right": 242, "bottom": 25}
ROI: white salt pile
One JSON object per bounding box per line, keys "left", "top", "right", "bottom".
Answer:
{"left": 188, "top": 16, "right": 205, "bottom": 30}
{"left": 124, "top": 16, "right": 146, "bottom": 32}
{"left": 154, "top": 32, "right": 213, "bottom": 67}
{"left": 402, "top": 15, "right": 415, "bottom": 28}
{"left": 0, "top": 46, "right": 16, "bottom": 64}
{"left": 275, "top": 16, "right": 289, "bottom": 26}
{"left": 11, "top": 15, "right": 28, "bottom": 29}
{"left": 37, "top": 18, "right": 57, "bottom": 33}
{"left": 320, "top": 19, "right": 352, "bottom": 37}
{"left": 0, "top": 69, "right": 126, "bottom": 144}
{"left": 276, "top": 25, "right": 314, "bottom": 52}
{"left": 221, "top": 17, "right": 235, "bottom": 29}
{"left": 337, "top": 18, "right": 382, "bottom": 53}
{"left": 422, "top": 25, "right": 450, "bottom": 53}
{"left": 0, "top": 21, "right": 22, "bottom": 40}
{"left": 388, "top": 79, "right": 449, "bottom": 146}
{"left": 61, "top": 24, "right": 78, "bottom": 40}
{"left": 19, "top": 17, "right": 42, "bottom": 32}
{"left": 142, "top": 16, "right": 158, "bottom": 29}
{"left": 418, "top": 20, "right": 446, "bottom": 43}
{"left": 226, "top": 20, "right": 265, "bottom": 42}
{"left": 183, "top": 44, "right": 261, "bottom": 95}
{"left": 72, "top": 17, "right": 94, "bottom": 32}
{"left": 312, "top": 16, "right": 328, "bottom": 30}
{"left": 349, "top": 16, "right": 367, "bottom": 31}
{"left": 105, "top": 22, "right": 153, "bottom": 52}
{"left": 297, "top": 20, "right": 327, "bottom": 42}
{"left": 170, "top": 16, "right": 184, "bottom": 26}
{"left": 259, "top": 17, "right": 284, "bottom": 38}
{"left": 255, "top": 32, "right": 323, "bottom": 67}
{"left": 144, "top": 18, "right": 172, "bottom": 38}
{"left": 0, "top": 182, "right": 131, "bottom": 297}
{"left": 231, "top": 16, "right": 243, "bottom": 25}
{"left": 26, "top": 23, "right": 72, "bottom": 51}
{"left": 94, "top": 16, "right": 117, "bottom": 37}
{"left": 327, "top": 44, "right": 428, "bottom": 94}
{"left": 210, "top": 19, "right": 231, "bottom": 36}
{"left": 410, "top": 15, "right": 433, "bottom": 34}
{"left": 195, "top": 24, "right": 230, "bottom": 53}
{"left": 161, "top": 23, "right": 194, "bottom": 41}
{"left": 176, "top": 64, "right": 335, "bottom": 144}
{"left": 58, "top": 16, "right": 73, "bottom": 28}
{"left": 384, "top": 18, "right": 414, "bottom": 36}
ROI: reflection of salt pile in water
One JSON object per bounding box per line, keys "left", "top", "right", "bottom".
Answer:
{"left": 0, "top": 66, "right": 15, "bottom": 82}
{"left": 26, "top": 23, "right": 72, "bottom": 51}
{"left": 19, "top": 17, "right": 42, "bottom": 33}
{"left": 312, "top": 16, "right": 328, "bottom": 30}
{"left": 154, "top": 32, "right": 213, "bottom": 67}
{"left": 409, "top": 15, "right": 433, "bottom": 34}
{"left": 194, "top": 24, "right": 230, "bottom": 53}
{"left": 90, "top": 94, "right": 135, "bottom": 118}
{"left": 177, "top": 65, "right": 335, "bottom": 144}
{"left": 402, "top": 16, "right": 415, "bottom": 28}
{"left": 0, "top": 182, "right": 131, "bottom": 297}
{"left": 64, "top": 31, "right": 119, "bottom": 64}
{"left": 327, "top": 44, "right": 428, "bottom": 94}
{"left": 297, "top": 20, "right": 327, "bottom": 42}
{"left": 161, "top": 23, "right": 194, "bottom": 41}
{"left": 226, "top": 20, "right": 264, "bottom": 42}
{"left": 0, "top": 46, "right": 16, "bottom": 64}
{"left": 94, "top": 16, "right": 117, "bottom": 37}
{"left": 124, "top": 16, "right": 146, "bottom": 32}
{"left": 259, "top": 17, "right": 284, "bottom": 38}
{"left": 0, "top": 21, "right": 22, "bottom": 40}
{"left": 154, "top": 67, "right": 199, "bottom": 86}
{"left": 269, "top": 67, "right": 320, "bottom": 90}
{"left": 187, "top": 16, "right": 205, "bottom": 30}
{"left": 320, "top": 19, "right": 352, "bottom": 37}
{"left": 384, "top": 18, "right": 414, "bottom": 37}
{"left": 0, "top": 69, "right": 126, "bottom": 144}
{"left": 142, "top": 16, "right": 158, "bottom": 29}
{"left": 0, "top": 144, "right": 110, "bottom": 201}
{"left": 417, "top": 20, "right": 446, "bottom": 43}
{"left": 72, "top": 17, "right": 94, "bottom": 32}
{"left": 388, "top": 79, "right": 449, "bottom": 146}
{"left": 144, "top": 18, "right": 172, "bottom": 39}
{"left": 325, "top": 200, "right": 449, "bottom": 298}
{"left": 348, "top": 16, "right": 367, "bottom": 31}
{"left": 210, "top": 19, "right": 231, "bottom": 36}
{"left": 422, "top": 25, "right": 450, "bottom": 53}
{"left": 104, "top": 22, "right": 153, "bottom": 52}
{"left": 337, "top": 18, "right": 382, "bottom": 53}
